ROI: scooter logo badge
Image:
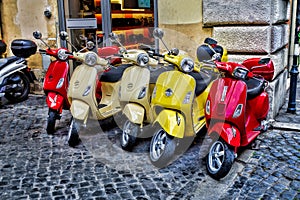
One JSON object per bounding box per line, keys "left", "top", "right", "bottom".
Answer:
{"left": 221, "top": 86, "right": 228, "bottom": 102}
{"left": 165, "top": 88, "right": 173, "bottom": 97}
{"left": 49, "top": 95, "right": 57, "bottom": 108}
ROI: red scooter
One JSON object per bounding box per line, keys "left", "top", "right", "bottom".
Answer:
{"left": 203, "top": 54, "right": 274, "bottom": 179}
{"left": 33, "top": 31, "right": 74, "bottom": 134}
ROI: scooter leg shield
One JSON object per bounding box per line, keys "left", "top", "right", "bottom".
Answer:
{"left": 208, "top": 122, "right": 240, "bottom": 147}
{"left": 70, "top": 100, "right": 89, "bottom": 122}
{"left": 123, "top": 103, "right": 145, "bottom": 125}
{"left": 154, "top": 110, "right": 185, "bottom": 138}
{"left": 46, "top": 92, "right": 64, "bottom": 112}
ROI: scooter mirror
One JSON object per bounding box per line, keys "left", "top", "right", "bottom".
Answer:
{"left": 59, "top": 31, "right": 68, "bottom": 41}
{"left": 258, "top": 57, "right": 270, "bottom": 65}
{"left": 170, "top": 48, "right": 179, "bottom": 56}
{"left": 86, "top": 41, "right": 95, "bottom": 50}
{"left": 33, "top": 31, "right": 42, "bottom": 39}
{"left": 153, "top": 28, "right": 164, "bottom": 39}
{"left": 108, "top": 32, "right": 119, "bottom": 42}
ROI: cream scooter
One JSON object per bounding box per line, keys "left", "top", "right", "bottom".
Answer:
{"left": 67, "top": 41, "right": 129, "bottom": 147}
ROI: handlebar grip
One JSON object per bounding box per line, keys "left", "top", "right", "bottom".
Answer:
{"left": 39, "top": 49, "right": 47, "bottom": 53}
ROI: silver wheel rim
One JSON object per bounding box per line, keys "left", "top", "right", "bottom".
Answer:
{"left": 121, "top": 120, "right": 138, "bottom": 146}
{"left": 208, "top": 140, "right": 225, "bottom": 173}
{"left": 150, "top": 129, "right": 167, "bottom": 161}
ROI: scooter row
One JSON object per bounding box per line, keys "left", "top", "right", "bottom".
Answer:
{"left": 34, "top": 28, "right": 275, "bottom": 180}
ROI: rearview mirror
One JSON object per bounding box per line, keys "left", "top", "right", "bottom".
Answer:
{"left": 109, "top": 32, "right": 119, "bottom": 42}
{"left": 258, "top": 57, "right": 270, "bottom": 65}
{"left": 33, "top": 31, "right": 42, "bottom": 39}
{"left": 86, "top": 41, "right": 95, "bottom": 50}
{"left": 59, "top": 31, "right": 68, "bottom": 41}
{"left": 153, "top": 28, "right": 164, "bottom": 39}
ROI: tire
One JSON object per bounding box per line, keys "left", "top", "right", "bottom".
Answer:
{"left": 4, "top": 72, "right": 30, "bottom": 103}
{"left": 46, "top": 109, "right": 57, "bottom": 134}
{"left": 67, "top": 119, "right": 81, "bottom": 147}
{"left": 206, "top": 138, "right": 235, "bottom": 180}
{"left": 149, "top": 126, "right": 176, "bottom": 168}
{"left": 120, "top": 120, "right": 139, "bottom": 151}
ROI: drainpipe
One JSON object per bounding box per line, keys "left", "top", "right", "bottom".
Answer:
{"left": 101, "top": 0, "right": 112, "bottom": 47}
{"left": 287, "top": 0, "right": 300, "bottom": 113}
{"left": 154, "top": 0, "right": 159, "bottom": 53}
{"left": 57, "top": 0, "right": 67, "bottom": 48}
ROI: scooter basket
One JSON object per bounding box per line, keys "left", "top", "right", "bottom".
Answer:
{"left": 11, "top": 39, "right": 37, "bottom": 58}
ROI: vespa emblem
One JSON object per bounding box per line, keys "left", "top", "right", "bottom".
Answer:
{"left": 165, "top": 88, "right": 173, "bottom": 97}
{"left": 74, "top": 80, "right": 80, "bottom": 88}
{"left": 221, "top": 86, "right": 228, "bottom": 102}
{"left": 127, "top": 83, "right": 133, "bottom": 90}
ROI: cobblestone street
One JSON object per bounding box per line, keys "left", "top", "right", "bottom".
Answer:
{"left": 0, "top": 78, "right": 299, "bottom": 200}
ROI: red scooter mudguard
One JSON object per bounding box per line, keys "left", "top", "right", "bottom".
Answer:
{"left": 46, "top": 92, "right": 64, "bottom": 113}
{"left": 208, "top": 122, "right": 241, "bottom": 147}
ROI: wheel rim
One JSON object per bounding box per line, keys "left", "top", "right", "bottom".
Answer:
{"left": 121, "top": 120, "right": 138, "bottom": 146}
{"left": 150, "top": 129, "right": 167, "bottom": 161}
{"left": 6, "top": 74, "right": 28, "bottom": 98}
{"left": 208, "top": 140, "right": 225, "bottom": 173}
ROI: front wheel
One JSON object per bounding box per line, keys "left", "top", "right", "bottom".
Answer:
{"left": 67, "top": 119, "right": 81, "bottom": 147}
{"left": 120, "top": 120, "right": 139, "bottom": 151}
{"left": 149, "top": 127, "right": 176, "bottom": 168}
{"left": 4, "top": 72, "right": 30, "bottom": 103}
{"left": 206, "top": 138, "right": 235, "bottom": 180}
{"left": 47, "top": 109, "right": 57, "bottom": 134}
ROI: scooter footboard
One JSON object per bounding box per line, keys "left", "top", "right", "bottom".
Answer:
{"left": 70, "top": 100, "right": 89, "bottom": 122}
{"left": 123, "top": 103, "right": 145, "bottom": 124}
{"left": 154, "top": 110, "right": 185, "bottom": 138}
{"left": 46, "top": 92, "right": 64, "bottom": 112}
{"left": 208, "top": 122, "right": 240, "bottom": 147}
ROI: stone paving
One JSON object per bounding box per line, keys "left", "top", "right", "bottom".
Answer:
{"left": 0, "top": 79, "right": 299, "bottom": 199}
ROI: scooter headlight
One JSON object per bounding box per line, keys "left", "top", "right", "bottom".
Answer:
{"left": 83, "top": 85, "right": 91, "bottom": 96}
{"left": 137, "top": 53, "right": 149, "bottom": 67}
{"left": 183, "top": 91, "right": 192, "bottom": 104}
{"left": 56, "top": 78, "right": 64, "bottom": 89}
{"left": 205, "top": 100, "right": 210, "bottom": 115}
{"left": 233, "top": 104, "right": 243, "bottom": 118}
{"left": 138, "top": 87, "right": 147, "bottom": 99}
{"left": 58, "top": 49, "right": 68, "bottom": 61}
{"left": 85, "top": 53, "right": 97, "bottom": 66}
{"left": 180, "top": 57, "right": 194, "bottom": 72}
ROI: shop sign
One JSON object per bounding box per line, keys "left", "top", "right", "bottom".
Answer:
{"left": 66, "top": 18, "right": 97, "bottom": 29}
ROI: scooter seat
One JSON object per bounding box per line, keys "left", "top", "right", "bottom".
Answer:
{"left": 189, "top": 71, "right": 212, "bottom": 96}
{"left": 0, "top": 56, "right": 20, "bottom": 70}
{"left": 99, "top": 64, "right": 131, "bottom": 83}
{"left": 244, "top": 77, "right": 265, "bottom": 99}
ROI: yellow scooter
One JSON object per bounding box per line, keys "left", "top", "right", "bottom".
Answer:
{"left": 149, "top": 28, "right": 218, "bottom": 168}
{"left": 67, "top": 41, "right": 130, "bottom": 147}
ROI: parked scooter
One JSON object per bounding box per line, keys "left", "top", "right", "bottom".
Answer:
{"left": 33, "top": 31, "right": 75, "bottom": 134}
{"left": 203, "top": 47, "right": 274, "bottom": 179}
{"left": 149, "top": 28, "right": 217, "bottom": 168}
{"left": 0, "top": 39, "right": 37, "bottom": 103}
{"left": 67, "top": 41, "right": 130, "bottom": 147}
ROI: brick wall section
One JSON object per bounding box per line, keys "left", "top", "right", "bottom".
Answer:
{"left": 203, "top": 0, "right": 291, "bottom": 118}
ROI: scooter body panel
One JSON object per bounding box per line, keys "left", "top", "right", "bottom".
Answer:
{"left": 0, "top": 60, "right": 26, "bottom": 86}
{"left": 43, "top": 60, "right": 70, "bottom": 110}
{"left": 123, "top": 103, "right": 145, "bottom": 124}
{"left": 208, "top": 122, "right": 241, "bottom": 147}
{"left": 152, "top": 71, "right": 196, "bottom": 137}
{"left": 154, "top": 110, "right": 185, "bottom": 138}
{"left": 46, "top": 92, "right": 64, "bottom": 112}
{"left": 70, "top": 99, "right": 90, "bottom": 122}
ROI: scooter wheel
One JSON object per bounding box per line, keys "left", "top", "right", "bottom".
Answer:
{"left": 206, "top": 138, "right": 234, "bottom": 180}
{"left": 4, "top": 72, "right": 30, "bottom": 103}
{"left": 149, "top": 127, "right": 176, "bottom": 168}
{"left": 46, "top": 110, "right": 56, "bottom": 134}
{"left": 67, "top": 119, "right": 81, "bottom": 147}
{"left": 120, "top": 120, "right": 139, "bottom": 151}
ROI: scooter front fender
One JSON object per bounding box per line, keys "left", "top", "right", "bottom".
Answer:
{"left": 123, "top": 103, "right": 145, "bottom": 124}
{"left": 208, "top": 122, "right": 240, "bottom": 147}
{"left": 154, "top": 110, "right": 185, "bottom": 138}
{"left": 46, "top": 92, "right": 64, "bottom": 112}
{"left": 70, "top": 100, "right": 89, "bottom": 122}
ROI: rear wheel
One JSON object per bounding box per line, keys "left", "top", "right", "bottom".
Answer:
{"left": 46, "top": 109, "right": 57, "bottom": 134}
{"left": 206, "top": 138, "right": 234, "bottom": 180}
{"left": 149, "top": 126, "right": 176, "bottom": 168}
{"left": 120, "top": 120, "right": 139, "bottom": 151}
{"left": 67, "top": 119, "right": 81, "bottom": 147}
{"left": 5, "top": 72, "right": 30, "bottom": 103}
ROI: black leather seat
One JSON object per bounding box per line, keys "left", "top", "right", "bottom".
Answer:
{"left": 0, "top": 56, "right": 20, "bottom": 70}
{"left": 244, "top": 77, "right": 265, "bottom": 99}
{"left": 189, "top": 71, "right": 212, "bottom": 96}
{"left": 99, "top": 64, "right": 131, "bottom": 82}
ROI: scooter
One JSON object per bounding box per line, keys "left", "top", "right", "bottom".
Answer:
{"left": 67, "top": 41, "right": 130, "bottom": 147}
{"left": 0, "top": 39, "right": 37, "bottom": 104}
{"left": 203, "top": 52, "right": 274, "bottom": 179}
{"left": 33, "top": 31, "right": 75, "bottom": 134}
{"left": 149, "top": 28, "right": 218, "bottom": 168}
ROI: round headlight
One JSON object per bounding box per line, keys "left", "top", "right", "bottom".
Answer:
{"left": 58, "top": 49, "right": 68, "bottom": 61}
{"left": 180, "top": 57, "right": 194, "bottom": 72}
{"left": 137, "top": 53, "right": 149, "bottom": 66}
{"left": 85, "top": 53, "right": 97, "bottom": 66}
